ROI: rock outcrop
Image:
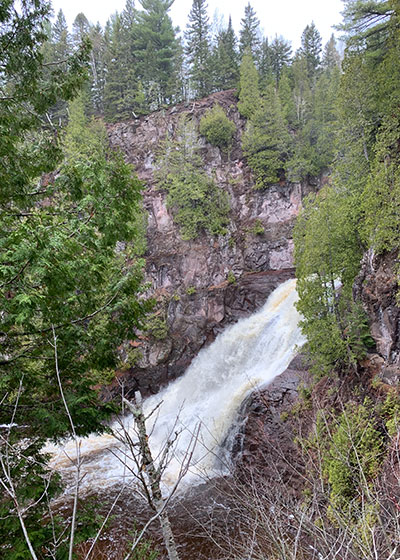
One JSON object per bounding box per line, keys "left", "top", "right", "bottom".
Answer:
{"left": 107, "top": 90, "right": 316, "bottom": 395}
{"left": 232, "top": 354, "right": 310, "bottom": 492}
{"left": 354, "top": 248, "right": 400, "bottom": 384}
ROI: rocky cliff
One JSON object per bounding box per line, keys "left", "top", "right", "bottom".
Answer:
{"left": 107, "top": 90, "right": 316, "bottom": 395}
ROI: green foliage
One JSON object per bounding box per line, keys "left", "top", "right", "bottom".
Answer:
{"left": 299, "top": 22, "right": 322, "bottom": 83}
{"left": 242, "top": 84, "right": 291, "bottom": 188}
{"left": 127, "top": 533, "right": 159, "bottom": 560}
{"left": 145, "top": 313, "right": 169, "bottom": 340}
{"left": 103, "top": 12, "right": 148, "bottom": 122}
{"left": 199, "top": 104, "right": 236, "bottom": 148}
{"left": 338, "top": 0, "right": 393, "bottom": 56}
{"left": 270, "top": 35, "right": 292, "bottom": 84}
{"left": 239, "top": 2, "right": 261, "bottom": 59}
{"left": 133, "top": 0, "right": 180, "bottom": 109}
{"left": 293, "top": 5, "right": 400, "bottom": 378}
{"left": 0, "top": 3, "right": 151, "bottom": 554}
{"left": 323, "top": 400, "right": 384, "bottom": 512}
{"left": 212, "top": 17, "right": 239, "bottom": 91}
{"left": 156, "top": 115, "right": 230, "bottom": 239}
{"left": 294, "top": 186, "right": 365, "bottom": 376}
{"left": 250, "top": 218, "right": 265, "bottom": 235}
{"left": 227, "top": 270, "right": 237, "bottom": 285}
{"left": 184, "top": 0, "right": 212, "bottom": 98}
{"left": 237, "top": 49, "right": 260, "bottom": 119}
{"left": 380, "top": 390, "right": 400, "bottom": 437}
{"left": 186, "top": 286, "right": 196, "bottom": 295}
{"left": 361, "top": 117, "right": 400, "bottom": 253}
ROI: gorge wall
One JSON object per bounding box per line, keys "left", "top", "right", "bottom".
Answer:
{"left": 107, "top": 90, "right": 317, "bottom": 395}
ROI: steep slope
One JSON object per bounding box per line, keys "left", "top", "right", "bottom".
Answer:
{"left": 107, "top": 90, "right": 318, "bottom": 395}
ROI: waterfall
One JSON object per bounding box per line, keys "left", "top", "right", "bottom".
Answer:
{"left": 47, "top": 279, "right": 305, "bottom": 493}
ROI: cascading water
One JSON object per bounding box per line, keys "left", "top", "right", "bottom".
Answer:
{"left": 47, "top": 279, "right": 305, "bottom": 493}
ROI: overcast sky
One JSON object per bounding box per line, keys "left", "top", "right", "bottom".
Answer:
{"left": 51, "top": 0, "right": 344, "bottom": 50}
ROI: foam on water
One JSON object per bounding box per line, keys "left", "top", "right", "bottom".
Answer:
{"left": 47, "top": 279, "right": 305, "bottom": 492}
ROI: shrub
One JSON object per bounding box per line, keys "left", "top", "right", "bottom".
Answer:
{"left": 227, "top": 270, "right": 237, "bottom": 285}
{"left": 199, "top": 104, "right": 236, "bottom": 148}
{"left": 322, "top": 400, "right": 384, "bottom": 512}
{"left": 145, "top": 313, "right": 168, "bottom": 340}
{"left": 156, "top": 115, "right": 230, "bottom": 239}
{"left": 250, "top": 218, "right": 265, "bottom": 235}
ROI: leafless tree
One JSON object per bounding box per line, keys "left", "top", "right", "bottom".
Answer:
{"left": 110, "top": 391, "right": 200, "bottom": 560}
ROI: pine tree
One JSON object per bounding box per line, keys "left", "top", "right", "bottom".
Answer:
{"left": 103, "top": 12, "right": 145, "bottom": 121}
{"left": 242, "top": 84, "right": 291, "bottom": 187}
{"left": 338, "top": 0, "right": 393, "bottom": 57}
{"left": 42, "top": 10, "right": 72, "bottom": 122}
{"left": 259, "top": 37, "right": 273, "bottom": 87}
{"left": 322, "top": 34, "right": 341, "bottom": 71}
{"left": 213, "top": 16, "right": 239, "bottom": 91}
{"left": 286, "top": 53, "right": 317, "bottom": 181}
{"left": 278, "top": 66, "right": 296, "bottom": 125}
{"left": 133, "top": 0, "right": 179, "bottom": 108}
{"left": 123, "top": 0, "right": 138, "bottom": 26}
{"left": 299, "top": 21, "right": 322, "bottom": 84}
{"left": 237, "top": 48, "right": 260, "bottom": 118}
{"left": 156, "top": 115, "right": 230, "bottom": 238}
{"left": 71, "top": 12, "right": 91, "bottom": 48}
{"left": 185, "top": 0, "right": 212, "bottom": 98}
{"left": 51, "top": 9, "right": 70, "bottom": 60}
{"left": 270, "top": 35, "right": 292, "bottom": 84}
{"left": 239, "top": 2, "right": 261, "bottom": 61}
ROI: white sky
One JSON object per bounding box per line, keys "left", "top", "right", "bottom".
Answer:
{"left": 50, "top": 0, "right": 344, "bottom": 50}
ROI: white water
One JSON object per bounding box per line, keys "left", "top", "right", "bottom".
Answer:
{"left": 47, "top": 279, "right": 305, "bottom": 493}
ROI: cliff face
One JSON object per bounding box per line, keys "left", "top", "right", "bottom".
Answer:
{"left": 354, "top": 248, "right": 400, "bottom": 385}
{"left": 107, "top": 90, "right": 316, "bottom": 395}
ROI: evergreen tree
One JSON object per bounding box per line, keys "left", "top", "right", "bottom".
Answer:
{"left": 323, "top": 34, "right": 341, "bottom": 71}
{"left": 259, "top": 37, "right": 273, "bottom": 86}
{"left": 42, "top": 10, "right": 72, "bottom": 122}
{"left": 239, "top": 2, "right": 261, "bottom": 61}
{"left": 270, "top": 35, "right": 292, "bottom": 84}
{"left": 185, "top": 0, "right": 212, "bottom": 98}
{"left": 156, "top": 115, "right": 230, "bottom": 238}
{"left": 51, "top": 9, "right": 70, "bottom": 60}
{"left": 133, "top": 0, "right": 179, "bottom": 108}
{"left": 299, "top": 21, "right": 322, "bottom": 84}
{"left": 212, "top": 16, "right": 239, "bottom": 91}
{"left": 0, "top": 1, "right": 148, "bottom": 554}
{"left": 294, "top": 185, "right": 364, "bottom": 376}
{"left": 123, "top": 0, "right": 138, "bottom": 26}
{"left": 292, "top": 2, "right": 400, "bottom": 380}
{"left": 71, "top": 12, "right": 91, "bottom": 48}
{"left": 103, "top": 12, "right": 146, "bottom": 121}
{"left": 291, "top": 53, "right": 312, "bottom": 126}
{"left": 237, "top": 48, "right": 260, "bottom": 118}
{"left": 338, "top": 0, "right": 393, "bottom": 57}
{"left": 242, "top": 84, "right": 291, "bottom": 187}
{"left": 88, "top": 23, "right": 107, "bottom": 114}
{"left": 278, "top": 66, "right": 296, "bottom": 125}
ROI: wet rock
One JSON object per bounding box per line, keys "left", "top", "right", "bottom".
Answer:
{"left": 107, "top": 90, "right": 319, "bottom": 395}
{"left": 354, "top": 248, "right": 400, "bottom": 365}
{"left": 234, "top": 354, "right": 310, "bottom": 493}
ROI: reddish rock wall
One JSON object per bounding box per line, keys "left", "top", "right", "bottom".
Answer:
{"left": 107, "top": 91, "right": 317, "bottom": 395}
